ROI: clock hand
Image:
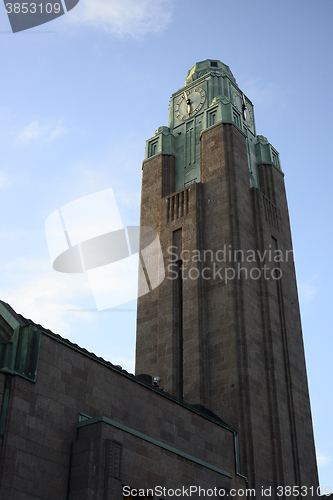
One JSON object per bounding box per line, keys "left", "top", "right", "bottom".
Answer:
{"left": 242, "top": 92, "right": 247, "bottom": 120}
{"left": 184, "top": 90, "right": 191, "bottom": 116}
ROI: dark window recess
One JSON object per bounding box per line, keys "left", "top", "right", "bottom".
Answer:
{"left": 173, "top": 259, "right": 184, "bottom": 401}
{"left": 210, "top": 61, "right": 218, "bottom": 67}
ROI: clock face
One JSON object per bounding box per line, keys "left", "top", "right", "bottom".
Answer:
{"left": 174, "top": 87, "right": 206, "bottom": 121}
{"left": 232, "top": 91, "right": 253, "bottom": 128}
{"left": 232, "top": 91, "right": 243, "bottom": 113}
{"left": 243, "top": 106, "right": 253, "bottom": 128}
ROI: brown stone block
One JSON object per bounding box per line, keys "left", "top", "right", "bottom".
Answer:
{"left": 21, "top": 389, "right": 37, "bottom": 406}
{"left": 9, "top": 408, "right": 28, "bottom": 426}
{"left": 44, "top": 434, "right": 63, "bottom": 452}
{"left": 26, "top": 414, "right": 46, "bottom": 433}
{"left": 0, "top": 485, "right": 14, "bottom": 500}
{"left": 3, "top": 459, "right": 20, "bottom": 477}
{"left": 12, "top": 476, "right": 35, "bottom": 495}
{"left": 146, "top": 470, "right": 166, "bottom": 485}
{"left": 71, "top": 365, "right": 88, "bottom": 382}
{"left": 33, "top": 477, "right": 65, "bottom": 499}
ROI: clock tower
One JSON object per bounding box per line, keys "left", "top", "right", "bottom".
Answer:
{"left": 136, "top": 60, "right": 319, "bottom": 493}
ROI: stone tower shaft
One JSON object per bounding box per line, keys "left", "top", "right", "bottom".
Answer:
{"left": 136, "top": 60, "right": 319, "bottom": 493}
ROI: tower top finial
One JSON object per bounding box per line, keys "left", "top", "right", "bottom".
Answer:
{"left": 185, "top": 59, "right": 236, "bottom": 86}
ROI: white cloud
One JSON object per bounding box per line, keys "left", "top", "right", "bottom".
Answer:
{"left": 103, "top": 353, "right": 135, "bottom": 373}
{"left": 0, "top": 172, "right": 6, "bottom": 188}
{"left": 69, "top": 0, "right": 174, "bottom": 37}
{"left": 16, "top": 120, "right": 67, "bottom": 145}
{"left": 116, "top": 189, "right": 141, "bottom": 211}
{"left": 0, "top": 256, "right": 138, "bottom": 370}
{"left": 58, "top": 162, "right": 141, "bottom": 224}
{"left": 0, "top": 258, "right": 92, "bottom": 337}
{"left": 298, "top": 279, "right": 318, "bottom": 303}
{"left": 243, "top": 77, "right": 289, "bottom": 113}
{"left": 0, "top": 230, "right": 27, "bottom": 240}
{"left": 0, "top": 170, "right": 15, "bottom": 190}
{"left": 317, "top": 453, "right": 332, "bottom": 466}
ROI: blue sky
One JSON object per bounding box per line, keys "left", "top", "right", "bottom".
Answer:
{"left": 0, "top": 0, "right": 332, "bottom": 487}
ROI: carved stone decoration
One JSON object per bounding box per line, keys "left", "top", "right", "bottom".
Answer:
{"left": 186, "top": 69, "right": 209, "bottom": 84}
{"left": 210, "top": 96, "right": 229, "bottom": 106}
{"left": 112, "top": 442, "right": 121, "bottom": 480}
{"left": 257, "top": 135, "right": 268, "bottom": 145}
{"left": 105, "top": 440, "right": 122, "bottom": 480}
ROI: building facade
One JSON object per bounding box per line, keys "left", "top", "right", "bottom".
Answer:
{"left": 0, "top": 300, "right": 247, "bottom": 499}
{"left": 0, "top": 60, "right": 320, "bottom": 499}
{"left": 136, "top": 60, "right": 319, "bottom": 493}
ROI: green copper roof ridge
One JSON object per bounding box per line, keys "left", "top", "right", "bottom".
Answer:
{"left": 185, "top": 59, "right": 236, "bottom": 86}
{"left": 0, "top": 302, "right": 21, "bottom": 331}
{"left": 0, "top": 324, "right": 41, "bottom": 382}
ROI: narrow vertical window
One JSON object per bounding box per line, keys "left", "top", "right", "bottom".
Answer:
{"left": 172, "top": 229, "right": 184, "bottom": 400}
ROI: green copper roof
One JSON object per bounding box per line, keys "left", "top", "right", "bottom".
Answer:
{"left": 143, "top": 59, "right": 283, "bottom": 191}
{"left": 185, "top": 59, "right": 236, "bottom": 86}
